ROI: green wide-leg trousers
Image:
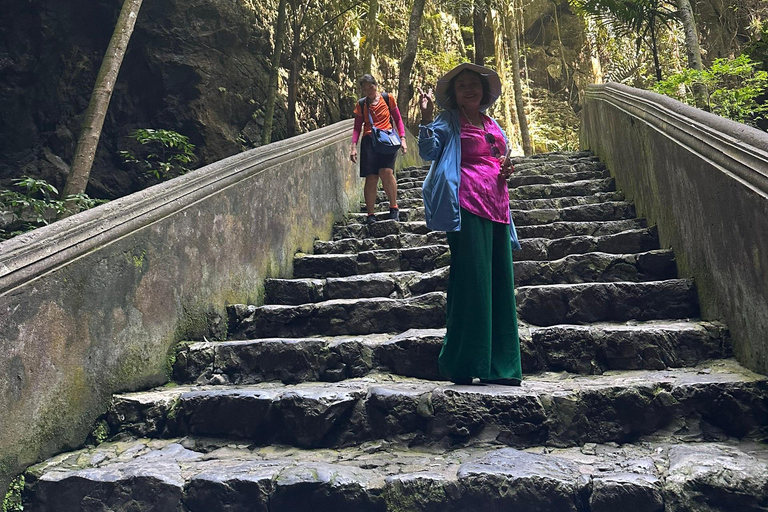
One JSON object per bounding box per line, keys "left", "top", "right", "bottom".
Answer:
{"left": 438, "top": 208, "right": 522, "bottom": 381}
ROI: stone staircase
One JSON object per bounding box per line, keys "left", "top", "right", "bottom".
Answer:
{"left": 23, "top": 152, "right": 768, "bottom": 511}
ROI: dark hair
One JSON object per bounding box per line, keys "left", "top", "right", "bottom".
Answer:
{"left": 444, "top": 69, "right": 491, "bottom": 109}
{"left": 359, "top": 74, "right": 377, "bottom": 87}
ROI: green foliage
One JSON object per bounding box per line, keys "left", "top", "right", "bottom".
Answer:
{"left": 3, "top": 475, "right": 24, "bottom": 512}
{"left": 653, "top": 54, "right": 768, "bottom": 126}
{"left": 0, "top": 178, "right": 107, "bottom": 240}
{"left": 89, "top": 420, "right": 110, "bottom": 445}
{"left": 119, "top": 129, "right": 197, "bottom": 182}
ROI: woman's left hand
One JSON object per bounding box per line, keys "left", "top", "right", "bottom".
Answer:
{"left": 400, "top": 138, "right": 408, "bottom": 155}
{"left": 499, "top": 155, "right": 514, "bottom": 177}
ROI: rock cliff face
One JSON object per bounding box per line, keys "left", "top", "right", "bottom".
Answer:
{"left": 0, "top": 0, "right": 277, "bottom": 198}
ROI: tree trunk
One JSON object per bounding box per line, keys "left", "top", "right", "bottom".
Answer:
{"left": 676, "top": 0, "right": 708, "bottom": 109}
{"left": 261, "top": 0, "right": 288, "bottom": 145}
{"left": 473, "top": 0, "right": 486, "bottom": 65}
{"left": 509, "top": 14, "right": 532, "bottom": 156}
{"left": 287, "top": 42, "right": 300, "bottom": 137}
{"left": 62, "top": 0, "right": 143, "bottom": 204}
{"left": 362, "top": 0, "right": 378, "bottom": 74}
{"left": 650, "top": 14, "right": 662, "bottom": 81}
{"left": 397, "top": 0, "right": 426, "bottom": 124}
{"left": 490, "top": 6, "right": 518, "bottom": 152}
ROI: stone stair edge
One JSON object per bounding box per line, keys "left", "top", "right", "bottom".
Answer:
{"left": 26, "top": 435, "right": 768, "bottom": 512}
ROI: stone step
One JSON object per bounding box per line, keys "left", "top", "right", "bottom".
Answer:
{"left": 334, "top": 217, "right": 646, "bottom": 243}
{"left": 173, "top": 320, "right": 731, "bottom": 385}
{"left": 291, "top": 245, "right": 450, "bottom": 279}
{"left": 106, "top": 361, "right": 767, "bottom": 449}
{"left": 230, "top": 279, "right": 698, "bottom": 338}
{"left": 507, "top": 168, "right": 610, "bottom": 188}
{"left": 366, "top": 190, "right": 625, "bottom": 212}
{"left": 272, "top": 250, "right": 677, "bottom": 299}
{"left": 516, "top": 218, "right": 647, "bottom": 239}
{"left": 25, "top": 436, "right": 768, "bottom": 512}
{"left": 378, "top": 177, "right": 617, "bottom": 202}
{"left": 509, "top": 177, "right": 616, "bottom": 200}
{"left": 350, "top": 201, "right": 637, "bottom": 226}
{"left": 228, "top": 291, "right": 447, "bottom": 339}
{"left": 516, "top": 279, "right": 699, "bottom": 326}
{"left": 317, "top": 227, "right": 659, "bottom": 259}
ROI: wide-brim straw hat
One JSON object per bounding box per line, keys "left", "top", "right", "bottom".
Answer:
{"left": 435, "top": 62, "right": 502, "bottom": 112}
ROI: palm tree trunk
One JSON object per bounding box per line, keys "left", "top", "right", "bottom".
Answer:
{"left": 396, "top": 0, "right": 426, "bottom": 123}
{"left": 676, "top": 0, "right": 708, "bottom": 109}
{"left": 62, "top": 0, "right": 143, "bottom": 203}
{"left": 261, "top": 0, "right": 288, "bottom": 145}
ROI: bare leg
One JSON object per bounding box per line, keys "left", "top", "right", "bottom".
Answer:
{"left": 364, "top": 174, "right": 380, "bottom": 215}
{"left": 378, "top": 167, "right": 398, "bottom": 209}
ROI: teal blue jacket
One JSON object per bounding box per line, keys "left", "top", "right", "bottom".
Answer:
{"left": 418, "top": 109, "right": 522, "bottom": 250}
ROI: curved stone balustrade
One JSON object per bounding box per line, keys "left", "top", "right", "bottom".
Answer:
{"left": 0, "top": 119, "right": 360, "bottom": 494}
{"left": 581, "top": 83, "right": 768, "bottom": 375}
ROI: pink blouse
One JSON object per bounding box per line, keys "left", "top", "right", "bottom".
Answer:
{"left": 458, "top": 116, "right": 510, "bottom": 224}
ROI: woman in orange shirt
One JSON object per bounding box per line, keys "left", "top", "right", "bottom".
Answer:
{"left": 350, "top": 74, "right": 408, "bottom": 223}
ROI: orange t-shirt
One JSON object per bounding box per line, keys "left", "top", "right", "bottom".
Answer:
{"left": 353, "top": 94, "right": 396, "bottom": 138}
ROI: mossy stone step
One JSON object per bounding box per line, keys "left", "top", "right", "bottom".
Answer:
{"left": 25, "top": 437, "right": 768, "bottom": 512}
{"left": 107, "top": 362, "right": 768, "bottom": 449}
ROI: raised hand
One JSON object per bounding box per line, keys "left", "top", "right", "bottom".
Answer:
{"left": 417, "top": 86, "right": 434, "bottom": 123}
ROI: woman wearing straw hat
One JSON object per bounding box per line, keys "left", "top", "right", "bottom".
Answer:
{"left": 417, "top": 62, "right": 522, "bottom": 386}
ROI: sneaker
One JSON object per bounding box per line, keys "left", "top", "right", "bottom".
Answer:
{"left": 366, "top": 214, "right": 378, "bottom": 224}
{"left": 389, "top": 207, "right": 400, "bottom": 221}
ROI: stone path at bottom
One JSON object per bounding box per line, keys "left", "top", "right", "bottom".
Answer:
{"left": 23, "top": 152, "right": 768, "bottom": 512}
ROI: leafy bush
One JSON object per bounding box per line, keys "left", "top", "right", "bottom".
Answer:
{"left": 653, "top": 54, "right": 768, "bottom": 127}
{"left": 0, "top": 177, "right": 107, "bottom": 241}
{"left": 119, "top": 129, "right": 197, "bottom": 182}
{"left": 2, "top": 475, "right": 23, "bottom": 512}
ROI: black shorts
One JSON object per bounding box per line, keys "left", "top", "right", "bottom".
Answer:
{"left": 359, "top": 135, "right": 397, "bottom": 177}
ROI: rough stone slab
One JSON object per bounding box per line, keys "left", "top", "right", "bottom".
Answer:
{"left": 318, "top": 228, "right": 657, "bottom": 264}
{"left": 516, "top": 279, "right": 699, "bottom": 326}
{"left": 266, "top": 250, "right": 675, "bottom": 305}
{"left": 366, "top": 192, "right": 626, "bottom": 213}
{"left": 27, "top": 437, "right": 768, "bottom": 512}
{"left": 509, "top": 191, "right": 625, "bottom": 210}
{"left": 293, "top": 245, "right": 450, "bottom": 279}
{"left": 233, "top": 278, "right": 699, "bottom": 338}
{"left": 516, "top": 228, "right": 659, "bottom": 261}
{"left": 507, "top": 168, "right": 610, "bottom": 187}
{"left": 264, "top": 272, "right": 420, "bottom": 305}
{"left": 517, "top": 219, "right": 647, "bottom": 239}
{"left": 457, "top": 448, "right": 587, "bottom": 511}
{"left": 107, "top": 362, "right": 768, "bottom": 448}
{"left": 315, "top": 232, "right": 446, "bottom": 255}
{"left": 514, "top": 250, "right": 677, "bottom": 286}
{"left": 663, "top": 443, "right": 768, "bottom": 511}
{"left": 227, "top": 292, "right": 447, "bottom": 339}
{"left": 173, "top": 320, "right": 731, "bottom": 385}
{"left": 509, "top": 177, "right": 616, "bottom": 200}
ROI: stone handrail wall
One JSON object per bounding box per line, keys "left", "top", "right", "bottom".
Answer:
{"left": 581, "top": 83, "right": 768, "bottom": 375}
{"left": 0, "top": 119, "right": 361, "bottom": 491}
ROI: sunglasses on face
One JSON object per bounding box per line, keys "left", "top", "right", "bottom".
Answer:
{"left": 485, "top": 133, "right": 501, "bottom": 158}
